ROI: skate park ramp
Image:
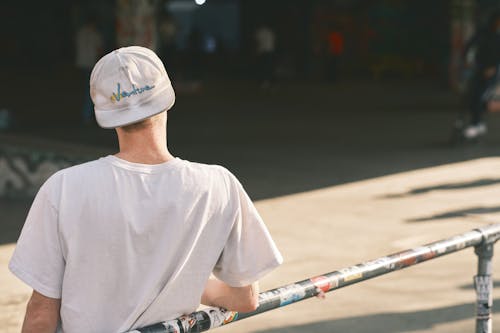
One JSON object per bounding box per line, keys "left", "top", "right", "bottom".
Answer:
{"left": 2, "top": 157, "right": 500, "bottom": 333}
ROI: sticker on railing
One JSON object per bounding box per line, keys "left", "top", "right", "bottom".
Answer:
{"left": 201, "top": 308, "right": 238, "bottom": 328}
{"left": 277, "top": 284, "right": 306, "bottom": 306}
{"left": 162, "top": 320, "right": 182, "bottom": 333}
{"left": 310, "top": 276, "right": 333, "bottom": 292}
{"left": 362, "top": 257, "right": 394, "bottom": 270}
{"left": 339, "top": 266, "right": 363, "bottom": 281}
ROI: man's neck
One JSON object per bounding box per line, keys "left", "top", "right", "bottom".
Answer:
{"left": 115, "top": 149, "right": 174, "bottom": 165}
{"left": 115, "top": 123, "right": 174, "bottom": 165}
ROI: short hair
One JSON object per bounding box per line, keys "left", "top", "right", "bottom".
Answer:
{"left": 119, "top": 119, "right": 151, "bottom": 133}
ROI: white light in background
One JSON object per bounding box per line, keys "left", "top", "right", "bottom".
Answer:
{"left": 195, "top": 0, "right": 206, "bottom": 5}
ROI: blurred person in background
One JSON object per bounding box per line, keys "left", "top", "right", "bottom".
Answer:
{"left": 255, "top": 24, "right": 276, "bottom": 88}
{"left": 326, "top": 24, "right": 344, "bottom": 82}
{"left": 463, "top": 10, "right": 500, "bottom": 140}
{"left": 75, "top": 15, "right": 103, "bottom": 125}
{"left": 187, "top": 27, "right": 204, "bottom": 90}
{"left": 158, "top": 12, "right": 178, "bottom": 75}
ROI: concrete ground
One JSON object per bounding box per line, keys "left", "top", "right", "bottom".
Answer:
{"left": 2, "top": 79, "right": 500, "bottom": 332}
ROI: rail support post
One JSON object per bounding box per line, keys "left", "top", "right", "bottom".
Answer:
{"left": 474, "top": 242, "right": 494, "bottom": 333}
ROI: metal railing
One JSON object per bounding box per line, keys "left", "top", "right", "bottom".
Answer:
{"left": 128, "top": 224, "right": 500, "bottom": 333}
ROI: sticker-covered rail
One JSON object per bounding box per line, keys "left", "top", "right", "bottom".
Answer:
{"left": 128, "top": 224, "right": 500, "bottom": 333}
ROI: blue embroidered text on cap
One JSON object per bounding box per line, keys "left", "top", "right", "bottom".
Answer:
{"left": 110, "top": 83, "right": 155, "bottom": 102}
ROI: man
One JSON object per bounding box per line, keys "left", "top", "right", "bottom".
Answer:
{"left": 9, "top": 46, "right": 283, "bottom": 332}
{"left": 463, "top": 10, "right": 500, "bottom": 139}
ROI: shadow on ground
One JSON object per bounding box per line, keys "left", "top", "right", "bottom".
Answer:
{"left": 382, "top": 178, "right": 500, "bottom": 199}
{"left": 252, "top": 299, "right": 500, "bottom": 333}
{"left": 407, "top": 206, "right": 500, "bottom": 223}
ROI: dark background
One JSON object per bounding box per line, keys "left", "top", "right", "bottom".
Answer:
{"left": 1, "top": 0, "right": 500, "bottom": 202}
{"left": 2, "top": 0, "right": 497, "bottom": 128}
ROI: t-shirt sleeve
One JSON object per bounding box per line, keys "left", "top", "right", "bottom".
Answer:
{"left": 9, "top": 177, "right": 65, "bottom": 299}
{"left": 212, "top": 171, "right": 283, "bottom": 287}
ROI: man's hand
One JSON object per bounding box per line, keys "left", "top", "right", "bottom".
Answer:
{"left": 22, "top": 290, "right": 61, "bottom": 333}
{"left": 201, "top": 278, "right": 259, "bottom": 313}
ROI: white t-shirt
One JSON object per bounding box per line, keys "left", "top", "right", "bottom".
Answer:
{"left": 9, "top": 156, "right": 282, "bottom": 332}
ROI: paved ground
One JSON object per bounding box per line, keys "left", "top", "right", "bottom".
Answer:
{"left": 2, "top": 159, "right": 500, "bottom": 332}
{"left": 2, "top": 79, "right": 500, "bottom": 332}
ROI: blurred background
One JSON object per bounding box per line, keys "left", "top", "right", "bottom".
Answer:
{"left": 0, "top": 0, "right": 497, "bottom": 125}
{"left": 2, "top": 1, "right": 500, "bottom": 332}
{"left": 1, "top": 0, "right": 500, "bottom": 199}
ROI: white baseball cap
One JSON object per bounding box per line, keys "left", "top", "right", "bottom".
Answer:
{"left": 90, "top": 46, "right": 175, "bottom": 129}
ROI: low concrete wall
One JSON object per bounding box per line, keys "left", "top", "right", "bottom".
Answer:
{"left": 0, "top": 147, "right": 85, "bottom": 198}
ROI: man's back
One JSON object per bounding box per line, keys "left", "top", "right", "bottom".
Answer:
{"left": 10, "top": 156, "right": 282, "bottom": 332}
{"left": 11, "top": 46, "right": 282, "bottom": 333}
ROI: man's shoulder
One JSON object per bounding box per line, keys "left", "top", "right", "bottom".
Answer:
{"left": 181, "top": 160, "right": 239, "bottom": 185}
{"left": 58, "top": 158, "right": 105, "bottom": 174}
{"left": 35, "top": 158, "right": 107, "bottom": 203}
{"left": 183, "top": 159, "right": 227, "bottom": 172}
{"left": 47, "top": 158, "right": 107, "bottom": 184}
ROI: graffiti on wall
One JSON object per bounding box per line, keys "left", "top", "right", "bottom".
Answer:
{"left": 0, "top": 147, "right": 85, "bottom": 198}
